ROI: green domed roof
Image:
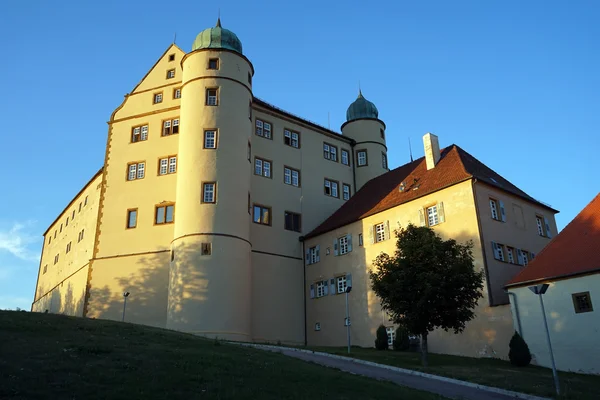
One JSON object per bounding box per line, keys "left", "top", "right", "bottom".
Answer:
{"left": 346, "top": 90, "right": 379, "bottom": 122}
{"left": 191, "top": 18, "right": 243, "bottom": 54}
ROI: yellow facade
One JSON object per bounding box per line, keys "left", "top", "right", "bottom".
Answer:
{"left": 32, "top": 21, "right": 557, "bottom": 357}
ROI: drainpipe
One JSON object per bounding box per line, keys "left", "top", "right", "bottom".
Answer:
{"left": 350, "top": 139, "right": 357, "bottom": 194}
{"left": 506, "top": 290, "right": 522, "bottom": 336}
{"left": 300, "top": 235, "right": 307, "bottom": 346}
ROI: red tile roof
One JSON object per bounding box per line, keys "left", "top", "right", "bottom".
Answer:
{"left": 506, "top": 192, "right": 600, "bottom": 287}
{"left": 305, "top": 145, "right": 556, "bottom": 239}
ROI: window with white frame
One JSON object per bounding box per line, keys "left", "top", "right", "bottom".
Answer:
{"left": 316, "top": 280, "right": 326, "bottom": 297}
{"left": 158, "top": 156, "right": 177, "bottom": 175}
{"left": 382, "top": 152, "right": 388, "bottom": 169}
{"left": 427, "top": 205, "right": 439, "bottom": 226}
{"left": 336, "top": 275, "right": 347, "bottom": 294}
{"left": 489, "top": 198, "right": 500, "bottom": 221}
{"left": 341, "top": 149, "right": 350, "bottom": 166}
{"left": 358, "top": 233, "right": 363, "bottom": 246}
{"left": 375, "top": 222, "right": 385, "bottom": 243}
{"left": 173, "top": 88, "right": 181, "bottom": 99}
{"left": 127, "top": 162, "right": 145, "bottom": 180}
{"left": 315, "top": 322, "right": 321, "bottom": 331}
{"left": 166, "top": 69, "right": 175, "bottom": 79}
{"left": 324, "top": 179, "right": 339, "bottom": 198}
{"left": 342, "top": 184, "right": 351, "bottom": 201}
{"left": 284, "top": 129, "right": 299, "bottom": 148}
{"left": 206, "top": 88, "right": 218, "bottom": 106}
{"left": 284, "top": 166, "right": 300, "bottom": 187}
{"left": 131, "top": 125, "right": 149, "bottom": 143}
{"left": 357, "top": 150, "right": 367, "bottom": 166}
{"left": 202, "top": 182, "right": 216, "bottom": 203}
{"left": 521, "top": 250, "right": 529, "bottom": 266}
{"left": 339, "top": 235, "right": 349, "bottom": 255}
{"left": 254, "top": 157, "right": 271, "bottom": 178}
{"left": 255, "top": 119, "right": 272, "bottom": 139}
{"left": 308, "top": 246, "right": 319, "bottom": 264}
{"left": 162, "top": 118, "right": 179, "bottom": 136}
{"left": 507, "top": 247, "right": 515, "bottom": 264}
{"left": 493, "top": 242, "right": 505, "bottom": 262}
{"left": 536, "top": 216, "right": 544, "bottom": 236}
{"left": 386, "top": 327, "right": 395, "bottom": 346}
{"left": 153, "top": 92, "right": 163, "bottom": 104}
{"left": 323, "top": 143, "right": 338, "bottom": 161}
{"left": 204, "top": 130, "right": 217, "bottom": 149}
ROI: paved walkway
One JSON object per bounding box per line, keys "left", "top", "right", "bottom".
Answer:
{"left": 244, "top": 344, "right": 549, "bottom": 400}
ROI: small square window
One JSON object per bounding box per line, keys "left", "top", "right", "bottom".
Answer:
{"left": 166, "top": 69, "right": 175, "bottom": 79}
{"left": 173, "top": 88, "right": 181, "bottom": 99}
{"left": 572, "top": 292, "right": 593, "bottom": 314}
{"left": 153, "top": 93, "right": 163, "bottom": 104}
{"left": 168, "top": 54, "right": 175, "bottom": 62}
{"left": 127, "top": 209, "right": 137, "bottom": 229}
{"left": 208, "top": 58, "right": 219, "bottom": 70}
{"left": 206, "top": 88, "right": 218, "bottom": 106}
{"left": 201, "top": 243, "right": 212, "bottom": 256}
{"left": 284, "top": 211, "right": 301, "bottom": 232}
{"left": 203, "top": 182, "right": 216, "bottom": 203}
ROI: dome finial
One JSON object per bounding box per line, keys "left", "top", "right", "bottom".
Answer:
{"left": 358, "top": 81, "right": 363, "bottom": 98}
{"left": 216, "top": 8, "right": 221, "bottom": 27}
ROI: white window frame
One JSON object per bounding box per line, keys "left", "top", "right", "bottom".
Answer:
{"left": 357, "top": 150, "right": 367, "bottom": 166}
{"left": 255, "top": 119, "right": 272, "bottom": 139}
{"left": 154, "top": 93, "right": 163, "bottom": 104}
{"left": 132, "top": 125, "right": 148, "bottom": 142}
{"left": 536, "top": 216, "right": 544, "bottom": 236}
{"left": 490, "top": 199, "right": 499, "bottom": 220}
{"left": 507, "top": 247, "right": 515, "bottom": 264}
{"left": 339, "top": 236, "right": 349, "bottom": 255}
{"left": 128, "top": 162, "right": 145, "bottom": 181}
{"left": 309, "top": 246, "right": 318, "bottom": 264}
{"left": 496, "top": 243, "right": 505, "bottom": 262}
{"left": 206, "top": 89, "right": 218, "bottom": 106}
{"left": 341, "top": 149, "right": 350, "bottom": 166}
{"left": 162, "top": 118, "right": 179, "bottom": 136}
{"left": 203, "top": 183, "right": 215, "bottom": 203}
{"left": 284, "top": 129, "right": 299, "bottom": 148}
{"left": 255, "top": 158, "right": 271, "bottom": 178}
{"left": 173, "top": 88, "right": 181, "bottom": 99}
{"left": 336, "top": 275, "right": 347, "bottom": 294}
{"left": 204, "top": 130, "right": 217, "bottom": 149}
{"left": 427, "top": 205, "right": 439, "bottom": 226}
{"left": 284, "top": 167, "right": 300, "bottom": 187}
{"left": 316, "top": 281, "right": 326, "bottom": 298}
{"left": 375, "top": 223, "right": 385, "bottom": 243}
{"left": 166, "top": 69, "right": 175, "bottom": 79}
{"left": 386, "top": 327, "right": 395, "bottom": 346}
{"left": 342, "top": 184, "right": 351, "bottom": 201}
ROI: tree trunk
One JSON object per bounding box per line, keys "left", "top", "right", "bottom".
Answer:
{"left": 421, "top": 332, "right": 429, "bottom": 368}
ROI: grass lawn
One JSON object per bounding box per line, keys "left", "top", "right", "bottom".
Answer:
{"left": 0, "top": 311, "right": 446, "bottom": 400}
{"left": 302, "top": 346, "right": 600, "bottom": 400}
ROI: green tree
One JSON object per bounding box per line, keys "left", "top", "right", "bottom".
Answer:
{"left": 375, "top": 324, "right": 389, "bottom": 350}
{"left": 369, "top": 224, "right": 484, "bottom": 367}
{"left": 508, "top": 331, "right": 532, "bottom": 367}
{"left": 393, "top": 326, "right": 410, "bottom": 351}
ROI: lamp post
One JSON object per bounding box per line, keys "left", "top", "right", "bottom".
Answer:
{"left": 345, "top": 285, "right": 352, "bottom": 354}
{"left": 528, "top": 284, "right": 560, "bottom": 396}
{"left": 122, "top": 291, "right": 130, "bottom": 322}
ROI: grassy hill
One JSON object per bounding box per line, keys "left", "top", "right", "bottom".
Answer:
{"left": 0, "top": 311, "right": 445, "bottom": 399}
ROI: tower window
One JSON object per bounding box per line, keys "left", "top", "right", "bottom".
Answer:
{"left": 248, "top": 72, "right": 252, "bottom": 84}
{"left": 357, "top": 150, "right": 368, "bottom": 166}
{"left": 208, "top": 58, "right": 219, "bottom": 70}
{"left": 284, "top": 129, "right": 300, "bottom": 148}
{"left": 166, "top": 69, "right": 175, "bottom": 79}
{"left": 162, "top": 118, "right": 179, "bottom": 136}
{"left": 127, "top": 162, "right": 145, "bottom": 181}
{"left": 155, "top": 203, "right": 174, "bottom": 225}
{"left": 284, "top": 211, "right": 301, "bottom": 232}
{"left": 204, "top": 130, "right": 217, "bottom": 149}
{"left": 202, "top": 182, "right": 216, "bottom": 203}
{"left": 158, "top": 156, "right": 177, "bottom": 175}
{"left": 127, "top": 209, "right": 138, "bottom": 229}
{"left": 380, "top": 128, "right": 385, "bottom": 139}
{"left": 173, "top": 88, "right": 181, "bottom": 99}
{"left": 153, "top": 92, "right": 163, "bottom": 104}
{"left": 131, "top": 124, "right": 149, "bottom": 142}
{"left": 382, "top": 152, "right": 388, "bottom": 169}
{"left": 201, "top": 243, "right": 212, "bottom": 255}
{"left": 206, "top": 88, "right": 218, "bottom": 106}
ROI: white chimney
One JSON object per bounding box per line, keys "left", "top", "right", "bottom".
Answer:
{"left": 423, "top": 133, "right": 441, "bottom": 170}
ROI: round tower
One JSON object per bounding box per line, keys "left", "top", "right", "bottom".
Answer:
{"left": 341, "top": 90, "right": 388, "bottom": 191}
{"left": 167, "top": 19, "right": 254, "bottom": 341}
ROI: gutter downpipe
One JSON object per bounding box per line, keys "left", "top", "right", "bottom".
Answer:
{"left": 300, "top": 235, "right": 307, "bottom": 346}
{"left": 350, "top": 139, "right": 357, "bottom": 194}
{"left": 506, "top": 290, "right": 523, "bottom": 336}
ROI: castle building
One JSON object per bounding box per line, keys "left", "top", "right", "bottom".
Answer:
{"left": 32, "top": 20, "right": 558, "bottom": 358}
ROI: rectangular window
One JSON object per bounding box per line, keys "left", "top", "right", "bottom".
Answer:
{"left": 386, "top": 327, "right": 395, "bottom": 346}
{"left": 173, "top": 88, "right": 181, "bottom": 99}
{"left": 339, "top": 235, "right": 349, "bottom": 255}
{"left": 162, "top": 118, "right": 179, "bottom": 136}
{"left": 206, "top": 88, "right": 218, "bottom": 106}
{"left": 284, "top": 166, "right": 300, "bottom": 187}
{"left": 535, "top": 215, "right": 549, "bottom": 237}
{"left": 202, "top": 182, "right": 216, "bottom": 203}
{"left": 153, "top": 92, "right": 163, "bottom": 104}
{"left": 381, "top": 129, "right": 385, "bottom": 139}
{"left": 323, "top": 143, "right": 338, "bottom": 161}
{"left": 490, "top": 198, "right": 500, "bottom": 221}
{"left": 158, "top": 156, "right": 177, "bottom": 175}
{"left": 521, "top": 250, "right": 529, "bottom": 266}
{"left": 66, "top": 242, "right": 71, "bottom": 253}
{"left": 375, "top": 223, "right": 386, "bottom": 243}
{"left": 254, "top": 157, "right": 271, "bottom": 178}
{"left": 65, "top": 217, "right": 69, "bottom": 226}
{"left": 248, "top": 72, "right": 252, "bottom": 84}
{"left": 342, "top": 184, "right": 351, "bottom": 201}
{"left": 341, "top": 149, "right": 350, "bottom": 166}
{"left": 382, "top": 152, "right": 388, "bottom": 169}
{"left": 131, "top": 124, "right": 149, "bottom": 143}
{"left": 336, "top": 275, "right": 347, "bottom": 294}
{"left": 78, "top": 203, "right": 82, "bottom": 212}
{"left": 358, "top": 233, "right": 363, "bottom": 246}
{"left": 255, "top": 119, "right": 272, "bottom": 139}
{"left": 314, "top": 322, "right": 321, "bottom": 331}
{"left": 43, "top": 265, "right": 47, "bottom": 274}
{"left": 507, "top": 246, "right": 515, "bottom": 264}
{"left": 324, "top": 179, "right": 339, "bottom": 198}
{"left": 284, "top": 211, "right": 301, "bottom": 232}
{"left": 166, "top": 69, "right": 175, "bottom": 79}
{"left": 208, "top": 58, "right": 219, "bottom": 70}
{"left": 155, "top": 204, "right": 174, "bottom": 224}
{"left": 127, "top": 162, "right": 145, "bottom": 181}
{"left": 427, "top": 205, "right": 439, "bottom": 226}
{"left": 494, "top": 243, "right": 506, "bottom": 262}
{"left": 253, "top": 204, "right": 271, "bottom": 226}
{"left": 308, "top": 246, "right": 319, "bottom": 264}
{"left": 204, "top": 130, "right": 217, "bottom": 149}
{"left": 284, "top": 129, "right": 300, "bottom": 148}
{"left": 201, "top": 243, "right": 212, "bottom": 255}
{"left": 572, "top": 292, "right": 593, "bottom": 314}
{"left": 84, "top": 196, "right": 88, "bottom": 206}
{"left": 316, "top": 281, "right": 326, "bottom": 298}
{"left": 357, "top": 150, "right": 367, "bottom": 166}
{"left": 127, "top": 209, "right": 137, "bottom": 229}
{"left": 72, "top": 209, "right": 75, "bottom": 219}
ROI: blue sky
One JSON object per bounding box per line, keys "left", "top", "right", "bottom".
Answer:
{"left": 0, "top": 0, "right": 598, "bottom": 310}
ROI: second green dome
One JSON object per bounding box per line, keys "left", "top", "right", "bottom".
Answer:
{"left": 191, "top": 18, "right": 243, "bottom": 54}
{"left": 346, "top": 90, "right": 379, "bottom": 122}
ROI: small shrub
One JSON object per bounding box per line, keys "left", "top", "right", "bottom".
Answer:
{"left": 393, "top": 326, "right": 410, "bottom": 351}
{"left": 213, "top": 336, "right": 221, "bottom": 346}
{"left": 508, "top": 331, "right": 531, "bottom": 367}
{"left": 374, "top": 325, "right": 389, "bottom": 350}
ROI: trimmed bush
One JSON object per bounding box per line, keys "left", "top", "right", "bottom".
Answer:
{"left": 375, "top": 325, "right": 389, "bottom": 350}
{"left": 509, "top": 331, "right": 532, "bottom": 367}
{"left": 393, "top": 326, "right": 410, "bottom": 351}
